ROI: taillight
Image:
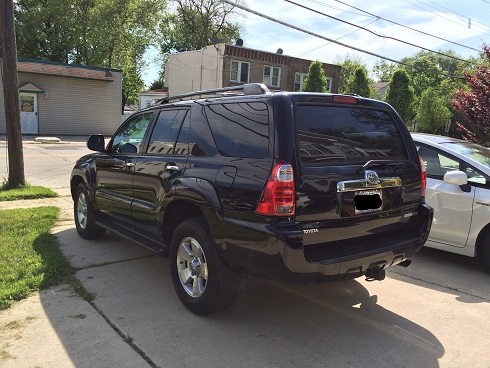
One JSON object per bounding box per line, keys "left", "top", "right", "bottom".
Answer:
{"left": 332, "top": 95, "right": 358, "bottom": 104}
{"left": 256, "top": 160, "right": 295, "bottom": 216}
{"left": 419, "top": 156, "right": 426, "bottom": 198}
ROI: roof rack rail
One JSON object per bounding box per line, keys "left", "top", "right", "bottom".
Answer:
{"left": 158, "top": 83, "right": 270, "bottom": 104}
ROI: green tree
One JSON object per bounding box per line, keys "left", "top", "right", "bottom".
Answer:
{"left": 372, "top": 59, "right": 396, "bottom": 82}
{"left": 301, "top": 61, "right": 327, "bottom": 93}
{"left": 335, "top": 55, "right": 369, "bottom": 94}
{"left": 384, "top": 69, "right": 415, "bottom": 124}
{"left": 345, "top": 68, "right": 373, "bottom": 98}
{"left": 416, "top": 88, "right": 452, "bottom": 134}
{"left": 159, "top": 0, "right": 241, "bottom": 54}
{"left": 15, "top": 0, "right": 163, "bottom": 110}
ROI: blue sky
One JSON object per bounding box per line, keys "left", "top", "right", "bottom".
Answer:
{"left": 142, "top": 0, "right": 490, "bottom": 85}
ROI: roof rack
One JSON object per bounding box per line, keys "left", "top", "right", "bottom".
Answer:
{"left": 157, "top": 83, "right": 270, "bottom": 104}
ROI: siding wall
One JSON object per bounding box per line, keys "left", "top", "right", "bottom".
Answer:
{"left": 0, "top": 68, "right": 122, "bottom": 136}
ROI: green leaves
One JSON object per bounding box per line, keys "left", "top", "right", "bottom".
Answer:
{"left": 301, "top": 61, "right": 327, "bottom": 93}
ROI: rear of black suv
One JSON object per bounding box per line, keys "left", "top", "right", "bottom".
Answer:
{"left": 207, "top": 92, "right": 432, "bottom": 283}
{"left": 72, "top": 84, "right": 432, "bottom": 315}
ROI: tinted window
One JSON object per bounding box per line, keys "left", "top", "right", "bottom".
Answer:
{"left": 205, "top": 102, "right": 269, "bottom": 158}
{"left": 147, "top": 109, "right": 187, "bottom": 155}
{"left": 296, "top": 105, "right": 407, "bottom": 164}
{"left": 112, "top": 112, "right": 154, "bottom": 154}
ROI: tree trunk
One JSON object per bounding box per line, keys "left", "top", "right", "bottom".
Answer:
{"left": 0, "top": 0, "right": 25, "bottom": 187}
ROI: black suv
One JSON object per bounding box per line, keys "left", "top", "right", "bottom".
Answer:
{"left": 71, "top": 83, "right": 432, "bottom": 315}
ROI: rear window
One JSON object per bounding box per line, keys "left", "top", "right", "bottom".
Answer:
{"left": 296, "top": 104, "right": 407, "bottom": 164}
{"left": 205, "top": 102, "right": 269, "bottom": 158}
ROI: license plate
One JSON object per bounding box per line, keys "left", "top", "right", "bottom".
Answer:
{"left": 354, "top": 189, "right": 382, "bottom": 214}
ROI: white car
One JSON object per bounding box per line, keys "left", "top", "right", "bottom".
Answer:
{"left": 411, "top": 133, "right": 490, "bottom": 270}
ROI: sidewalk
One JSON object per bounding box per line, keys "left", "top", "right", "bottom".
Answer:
{"left": 0, "top": 192, "right": 150, "bottom": 368}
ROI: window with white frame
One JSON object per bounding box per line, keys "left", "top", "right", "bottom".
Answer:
{"left": 326, "top": 77, "right": 332, "bottom": 92}
{"left": 230, "top": 60, "right": 250, "bottom": 83}
{"left": 263, "top": 66, "right": 281, "bottom": 88}
{"left": 294, "top": 73, "right": 307, "bottom": 91}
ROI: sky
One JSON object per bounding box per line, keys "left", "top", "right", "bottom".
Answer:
{"left": 141, "top": 0, "right": 490, "bottom": 85}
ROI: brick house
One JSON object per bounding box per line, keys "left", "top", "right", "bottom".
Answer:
{"left": 165, "top": 43, "right": 341, "bottom": 96}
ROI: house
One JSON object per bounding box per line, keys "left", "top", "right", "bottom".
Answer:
{"left": 165, "top": 43, "right": 341, "bottom": 96}
{"left": 0, "top": 58, "right": 122, "bottom": 136}
{"left": 373, "top": 82, "right": 389, "bottom": 100}
{"left": 138, "top": 87, "right": 168, "bottom": 110}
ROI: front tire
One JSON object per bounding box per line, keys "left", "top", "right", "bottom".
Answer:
{"left": 74, "top": 183, "right": 106, "bottom": 239}
{"left": 480, "top": 234, "right": 490, "bottom": 272}
{"left": 170, "top": 218, "right": 240, "bottom": 315}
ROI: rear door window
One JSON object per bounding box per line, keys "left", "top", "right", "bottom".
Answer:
{"left": 205, "top": 102, "right": 269, "bottom": 158}
{"left": 296, "top": 104, "right": 407, "bottom": 164}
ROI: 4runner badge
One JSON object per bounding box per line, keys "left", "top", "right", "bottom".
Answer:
{"left": 303, "top": 229, "right": 319, "bottom": 234}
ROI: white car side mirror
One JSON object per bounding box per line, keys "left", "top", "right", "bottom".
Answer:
{"left": 443, "top": 170, "right": 468, "bottom": 186}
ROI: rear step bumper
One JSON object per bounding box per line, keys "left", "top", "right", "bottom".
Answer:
{"left": 216, "top": 203, "right": 432, "bottom": 282}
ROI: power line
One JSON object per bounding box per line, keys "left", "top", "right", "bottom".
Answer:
{"left": 285, "top": 0, "right": 469, "bottom": 63}
{"left": 333, "top": 0, "right": 481, "bottom": 52}
{"left": 424, "top": 0, "right": 490, "bottom": 30}
{"left": 403, "top": 0, "right": 490, "bottom": 37}
{"left": 222, "top": 0, "right": 463, "bottom": 80}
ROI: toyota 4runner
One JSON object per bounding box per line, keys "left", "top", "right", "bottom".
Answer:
{"left": 71, "top": 83, "right": 433, "bottom": 315}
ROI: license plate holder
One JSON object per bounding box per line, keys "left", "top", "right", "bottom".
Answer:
{"left": 354, "top": 189, "right": 382, "bottom": 214}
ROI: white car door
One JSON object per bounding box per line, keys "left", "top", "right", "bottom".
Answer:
{"left": 417, "top": 145, "right": 474, "bottom": 248}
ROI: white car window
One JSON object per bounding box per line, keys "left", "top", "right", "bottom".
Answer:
{"left": 417, "top": 145, "right": 459, "bottom": 178}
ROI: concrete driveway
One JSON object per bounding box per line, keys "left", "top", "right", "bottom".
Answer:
{"left": 1, "top": 136, "right": 489, "bottom": 367}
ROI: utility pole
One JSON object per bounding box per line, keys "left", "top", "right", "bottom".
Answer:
{"left": 0, "top": 0, "right": 25, "bottom": 187}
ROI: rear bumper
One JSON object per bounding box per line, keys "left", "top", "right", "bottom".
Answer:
{"left": 214, "top": 203, "right": 433, "bottom": 282}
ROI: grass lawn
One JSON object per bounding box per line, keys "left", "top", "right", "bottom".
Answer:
{"left": 0, "top": 206, "right": 71, "bottom": 309}
{"left": 0, "top": 185, "right": 58, "bottom": 201}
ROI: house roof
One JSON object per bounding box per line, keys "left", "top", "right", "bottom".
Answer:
{"left": 373, "top": 82, "right": 389, "bottom": 90}
{"left": 16, "top": 58, "right": 119, "bottom": 82}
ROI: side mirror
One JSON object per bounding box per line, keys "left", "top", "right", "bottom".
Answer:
{"left": 87, "top": 135, "right": 105, "bottom": 152}
{"left": 443, "top": 170, "right": 468, "bottom": 186}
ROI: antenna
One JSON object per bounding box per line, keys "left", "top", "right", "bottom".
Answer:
{"left": 276, "top": 48, "right": 283, "bottom": 54}
{"left": 235, "top": 38, "right": 244, "bottom": 47}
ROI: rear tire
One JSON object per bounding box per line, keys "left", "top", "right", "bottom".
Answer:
{"left": 74, "top": 183, "right": 106, "bottom": 239}
{"left": 170, "top": 218, "right": 240, "bottom": 315}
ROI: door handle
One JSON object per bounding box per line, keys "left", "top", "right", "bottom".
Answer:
{"left": 125, "top": 161, "right": 134, "bottom": 168}
{"left": 165, "top": 164, "right": 180, "bottom": 172}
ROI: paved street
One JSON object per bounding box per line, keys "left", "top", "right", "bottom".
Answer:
{"left": 0, "top": 136, "right": 489, "bottom": 368}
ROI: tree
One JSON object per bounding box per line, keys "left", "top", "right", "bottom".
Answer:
{"left": 335, "top": 54, "right": 369, "bottom": 94}
{"left": 301, "top": 61, "right": 327, "bottom": 93}
{"left": 1, "top": 0, "right": 25, "bottom": 187}
{"left": 159, "top": 0, "right": 241, "bottom": 54}
{"left": 14, "top": 0, "right": 163, "bottom": 110}
{"left": 384, "top": 69, "right": 415, "bottom": 124}
{"left": 372, "top": 59, "right": 396, "bottom": 82}
{"left": 416, "top": 88, "right": 452, "bottom": 134}
{"left": 345, "top": 68, "right": 373, "bottom": 98}
{"left": 452, "top": 44, "right": 490, "bottom": 145}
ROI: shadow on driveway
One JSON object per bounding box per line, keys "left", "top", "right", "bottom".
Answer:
{"left": 35, "top": 227, "right": 445, "bottom": 368}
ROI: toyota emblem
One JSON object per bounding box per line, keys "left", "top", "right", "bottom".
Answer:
{"left": 365, "top": 170, "right": 379, "bottom": 186}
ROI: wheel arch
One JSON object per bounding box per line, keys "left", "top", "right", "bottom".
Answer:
{"left": 475, "top": 223, "right": 490, "bottom": 258}
{"left": 161, "top": 178, "right": 223, "bottom": 252}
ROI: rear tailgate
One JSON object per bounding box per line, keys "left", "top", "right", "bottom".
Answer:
{"left": 293, "top": 99, "right": 424, "bottom": 262}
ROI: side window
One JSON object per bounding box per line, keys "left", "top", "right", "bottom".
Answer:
{"left": 111, "top": 112, "right": 153, "bottom": 154}
{"left": 464, "top": 164, "right": 490, "bottom": 187}
{"left": 205, "top": 102, "right": 269, "bottom": 158}
{"left": 147, "top": 109, "right": 187, "bottom": 155}
{"left": 326, "top": 77, "right": 332, "bottom": 93}
{"left": 416, "top": 145, "right": 459, "bottom": 178}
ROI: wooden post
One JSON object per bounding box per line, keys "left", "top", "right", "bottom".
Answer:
{"left": 0, "top": 0, "right": 25, "bottom": 187}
